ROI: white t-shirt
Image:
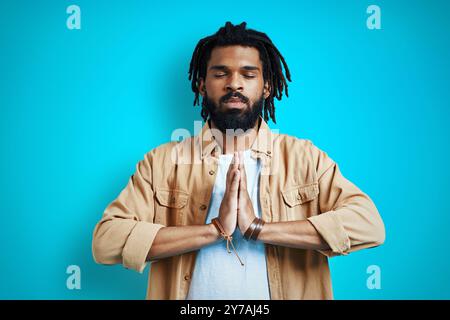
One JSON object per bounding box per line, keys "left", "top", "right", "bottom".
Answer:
{"left": 186, "top": 149, "right": 270, "bottom": 300}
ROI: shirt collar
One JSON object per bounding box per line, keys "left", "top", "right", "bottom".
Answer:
{"left": 199, "top": 116, "right": 274, "bottom": 160}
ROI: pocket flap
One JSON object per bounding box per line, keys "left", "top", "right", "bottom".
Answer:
{"left": 281, "top": 182, "right": 319, "bottom": 207}
{"left": 155, "top": 188, "right": 189, "bottom": 209}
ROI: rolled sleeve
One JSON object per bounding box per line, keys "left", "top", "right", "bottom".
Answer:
{"left": 308, "top": 211, "right": 351, "bottom": 256}
{"left": 307, "top": 142, "right": 386, "bottom": 257}
{"left": 92, "top": 151, "right": 166, "bottom": 273}
{"left": 122, "top": 221, "right": 165, "bottom": 273}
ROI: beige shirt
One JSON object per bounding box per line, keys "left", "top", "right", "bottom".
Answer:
{"left": 92, "top": 117, "right": 385, "bottom": 299}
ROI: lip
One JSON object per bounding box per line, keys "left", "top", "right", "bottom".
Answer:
{"left": 223, "top": 101, "right": 246, "bottom": 109}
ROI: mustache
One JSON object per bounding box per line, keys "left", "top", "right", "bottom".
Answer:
{"left": 220, "top": 92, "right": 249, "bottom": 104}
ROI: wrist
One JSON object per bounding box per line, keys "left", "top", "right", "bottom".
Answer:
{"left": 243, "top": 214, "right": 255, "bottom": 232}
{"left": 209, "top": 222, "right": 222, "bottom": 241}
{"left": 243, "top": 217, "right": 265, "bottom": 241}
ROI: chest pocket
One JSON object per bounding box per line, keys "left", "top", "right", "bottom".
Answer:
{"left": 281, "top": 182, "right": 319, "bottom": 220}
{"left": 155, "top": 188, "right": 189, "bottom": 226}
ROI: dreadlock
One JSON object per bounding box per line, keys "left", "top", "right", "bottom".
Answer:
{"left": 188, "top": 21, "right": 291, "bottom": 124}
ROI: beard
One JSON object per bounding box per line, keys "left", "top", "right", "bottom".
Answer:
{"left": 202, "top": 91, "right": 264, "bottom": 133}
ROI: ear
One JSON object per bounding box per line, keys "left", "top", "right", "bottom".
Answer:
{"left": 198, "top": 78, "right": 206, "bottom": 97}
{"left": 263, "top": 81, "right": 271, "bottom": 99}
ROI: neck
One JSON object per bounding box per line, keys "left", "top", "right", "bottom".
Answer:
{"left": 209, "top": 118, "right": 261, "bottom": 155}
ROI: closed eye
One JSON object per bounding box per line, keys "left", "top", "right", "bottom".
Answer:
{"left": 213, "top": 73, "right": 256, "bottom": 79}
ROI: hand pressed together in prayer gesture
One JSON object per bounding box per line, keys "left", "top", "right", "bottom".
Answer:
{"left": 236, "top": 151, "right": 258, "bottom": 235}
{"left": 217, "top": 151, "right": 257, "bottom": 236}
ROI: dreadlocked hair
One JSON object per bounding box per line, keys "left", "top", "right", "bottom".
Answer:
{"left": 188, "top": 21, "right": 291, "bottom": 124}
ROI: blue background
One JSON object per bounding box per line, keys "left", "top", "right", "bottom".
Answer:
{"left": 1, "top": 0, "right": 449, "bottom": 299}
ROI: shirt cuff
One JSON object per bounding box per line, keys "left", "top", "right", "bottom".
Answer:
{"left": 122, "top": 221, "right": 165, "bottom": 273}
{"left": 307, "top": 211, "right": 351, "bottom": 257}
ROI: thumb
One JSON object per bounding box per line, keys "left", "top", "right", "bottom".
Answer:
{"left": 229, "top": 169, "right": 240, "bottom": 196}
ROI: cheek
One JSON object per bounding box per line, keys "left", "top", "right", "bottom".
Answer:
{"left": 206, "top": 86, "right": 230, "bottom": 107}
{"left": 205, "top": 80, "right": 224, "bottom": 97}
{"left": 247, "top": 82, "right": 265, "bottom": 101}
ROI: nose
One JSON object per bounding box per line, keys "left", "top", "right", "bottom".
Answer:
{"left": 225, "top": 73, "right": 243, "bottom": 93}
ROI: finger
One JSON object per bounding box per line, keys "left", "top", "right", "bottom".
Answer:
{"left": 227, "top": 152, "right": 239, "bottom": 186}
{"left": 238, "top": 175, "right": 244, "bottom": 203}
{"left": 238, "top": 176, "right": 248, "bottom": 206}
{"left": 237, "top": 152, "right": 243, "bottom": 177}
{"left": 226, "top": 152, "right": 238, "bottom": 185}
{"left": 229, "top": 169, "right": 240, "bottom": 196}
{"left": 237, "top": 152, "right": 243, "bottom": 191}
{"left": 233, "top": 151, "right": 239, "bottom": 170}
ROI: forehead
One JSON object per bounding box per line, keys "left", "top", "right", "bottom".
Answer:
{"left": 207, "top": 45, "right": 262, "bottom": 69}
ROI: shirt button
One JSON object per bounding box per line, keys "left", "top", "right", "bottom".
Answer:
{"left": 209, "top": 170, "right": 215, "bottom": 175}
{"left": 200, "top": 204, "right": 207, "bottom": 210}
{"left": 267, "top": 150, "right": 271, "bottom": 155}
{"left": 184, "top": 274, "right": 191, "bottom": 281}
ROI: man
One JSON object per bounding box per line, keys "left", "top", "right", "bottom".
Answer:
{"left": 92, "top": 21, "right": 385, "bottom": 300}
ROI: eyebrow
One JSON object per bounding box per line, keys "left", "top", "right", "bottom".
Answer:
{"left": 209, "top": 65, "right": 260, "bottom": 72}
